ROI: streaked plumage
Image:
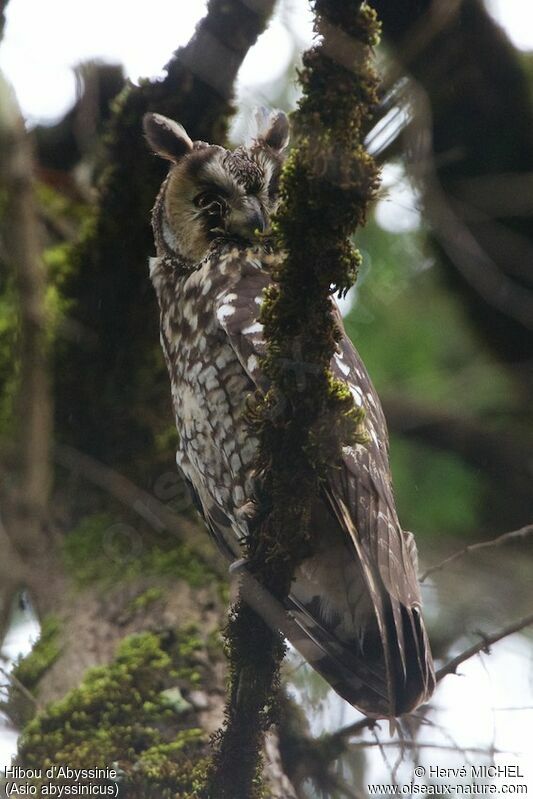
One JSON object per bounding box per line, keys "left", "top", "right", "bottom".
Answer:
{"left": 144, "top": 109, "right": 435, "bottom": 718}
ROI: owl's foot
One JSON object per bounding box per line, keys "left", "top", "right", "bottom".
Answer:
{"left": 229, "top": 557, "right": 250, "bottom": 574}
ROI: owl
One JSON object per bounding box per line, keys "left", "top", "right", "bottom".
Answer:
{"left": 143, "top": 109, "right": 435, "bottom": 718}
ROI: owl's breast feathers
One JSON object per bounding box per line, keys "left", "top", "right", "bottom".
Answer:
{"left": 151, "top": 241, "right": 435, "bottom": 718}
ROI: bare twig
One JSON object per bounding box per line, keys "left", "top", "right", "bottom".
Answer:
{"left": 409, "top": 712, "right": 476, "bottom": 767}
{"left": 372, "top": 727, "right": 398, "bottom": 786}
{"left": 0, "top": 666, "right": 40, "bottom": 710}
{"left": 331, "top": 612, "right": 533, "bottom": 744}
{"left": 0, "top": 0, "right": 9, "bottom": 42}
{"left": 334, "top": 777, "right": 365, "bottom": 799}
{"left": 328, "top": 715, "right": 379, "bottom": 743}
{"left": 421, "top": 523, "right": 533, "bottom": 582}
{"left": 349, "top": 740, "right": 511, "bottom": 756}
{"left": 435, "top": 613, "right": 533, "bottom": 681}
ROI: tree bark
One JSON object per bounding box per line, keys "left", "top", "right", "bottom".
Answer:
{"left": 1, "top": 2, "right": 300, "bottom": 796}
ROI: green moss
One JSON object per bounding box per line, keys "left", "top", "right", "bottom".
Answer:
{"left": 43, "top": 243, "right": 75, "bottom": 332}
{"left": 63, "top": 513, "right": 219, "bottom": 591}
{"left": 6, "top": 617, "right": 62, "bottom": 727}
{"left": 35, "top": 182, "right": 88, "bottom": 229}
{"left": 17, "top": 632, "right": 209, "bottom": 798}
{"left": 129, "top": 587, "right": 164, "bottom": 613}
{"left": 154, "top": 425, "right": 180, "bottom": 454}
{"left": 131, "top": 733, "right": 210, "bottom": 797}
{"left": 250, "top": 0, "right": 381, "bottom": 599}
{"left": 0, "top": 182, "right": 85, "bottom": 444}
{"left": 0, "top": 272, "right": 18, "bottom": 440}
{"left": 13, "top": 616, "right": 61, "bottom": 692}
{"left": 253, "top": 0, "right": 381, "bottom": 530}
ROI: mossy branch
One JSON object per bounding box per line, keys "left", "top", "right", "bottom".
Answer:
{"left": 14, "top": 631, "right": 210, "bottom": 799}
{"left": 55, "top": 0, "right": 277, "bottom": 465}
{"left": 207, "top": 3, "right": 381, "bottom": 797}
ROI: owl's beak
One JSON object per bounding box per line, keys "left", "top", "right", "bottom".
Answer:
{"left": 227, "top": 196, "right": 268, "bottom": 241}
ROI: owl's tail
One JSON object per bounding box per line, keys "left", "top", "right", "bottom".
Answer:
{"left": 193, "top": 475, "right": 435, "bottom": 718}
{"left": 285, "top": 587, "right": 435, "bottom": 718}
{"left": 283, "top": 490, "right": 435, "bottom": 719}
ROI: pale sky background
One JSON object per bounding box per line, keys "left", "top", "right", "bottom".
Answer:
{"left": 0, "top": 0, "right": 531, "bottom": 125}
{"left": 0, "top": 0, "right": 530, "bottom": 236}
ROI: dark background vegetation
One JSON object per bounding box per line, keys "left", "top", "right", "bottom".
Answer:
{"left": 0, "top": 0, "right": 532, "bottom": 796}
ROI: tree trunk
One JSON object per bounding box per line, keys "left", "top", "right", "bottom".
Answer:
{"left": 1, "top": 1, "right": 299, "bottom": 796}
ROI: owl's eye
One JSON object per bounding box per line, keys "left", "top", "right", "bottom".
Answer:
{"left": 247, "top": 180, "right": 262, "bottom": 196}
{"left": 194, "top": 191, "right": 221, "bottom": 209}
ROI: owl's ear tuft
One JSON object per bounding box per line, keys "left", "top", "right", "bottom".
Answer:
{"left": 252, "top": 108, "right": 290, "bottom": 154}
{"left": 143, "top": 113, "right": 193, "bottom": 162}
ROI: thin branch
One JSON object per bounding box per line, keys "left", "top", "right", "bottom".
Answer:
{"left": 0, "top": 666, "right": 40, "bottom": 710}
{"left": 207, "top": 4, "right": 382, "bottom": 795}
{"left": 177, "top": 0, "right": 278, "bottom": 102}
{"left": 435, "top": 612, "right": 533, "bottom": 681}
{"left": 421, "top": 523, "right": 533, "bottom": 582}
{"left": 334, "top": 777, "right": 365, "bottom": 799}
{"left": 330, "top": 612, "right": 533, "bottom": 744}
{"left": 328, "top": 716, "right": 379, "bottom": 743}
{"left": 372, "top": 727, "right": 398, "bottom": 786}
{"left": 0, "top": 0, "right": 8, "bottom": 42}
{"left": 349, "top": 740, "right": 511, "bottom": 756}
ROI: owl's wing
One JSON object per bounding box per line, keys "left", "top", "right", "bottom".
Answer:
{"left": 321, "top": 306, "right": 435, "bottom": 715}
{"left": 215, "top": 251, "right": 435, "bottom": 718}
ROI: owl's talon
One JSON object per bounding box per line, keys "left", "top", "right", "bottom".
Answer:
{"left": 235, "top": 500, "right": 259, "bottom": 521}
{"left": 229, "top": 558, "right": 250, "bottom": 574}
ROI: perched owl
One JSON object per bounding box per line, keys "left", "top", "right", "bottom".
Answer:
{"left": 143, "top": 109, "right": 435, "bottom": 718}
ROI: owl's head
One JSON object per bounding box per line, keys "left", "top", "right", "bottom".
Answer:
{"left": 143, "top": 109, "right": 290, "bottom": 264}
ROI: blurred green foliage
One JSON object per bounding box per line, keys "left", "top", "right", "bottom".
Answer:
{"left": 348, "top": 216, "right": 517, "bottom": 414}
{"left": 0, "top": 271, "right": 17, "bottom": 437}
{"left": 0, "top": 182, "right": 86, "bottom": 442}
{"left": 389, "top": 438, "right": 484, "bottom": 537}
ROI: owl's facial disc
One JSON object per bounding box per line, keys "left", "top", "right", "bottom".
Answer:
{"left": 190, "top": 151, "right": 271, "bottom": 244}
{"left": 164, "top": 147, "right": 275, "bottom": 261}
{"left": 144, "top": 110, "right": 290, "bottom": 263}
{"left": 194, "top": 188, "right": 268, "bottom": 243}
